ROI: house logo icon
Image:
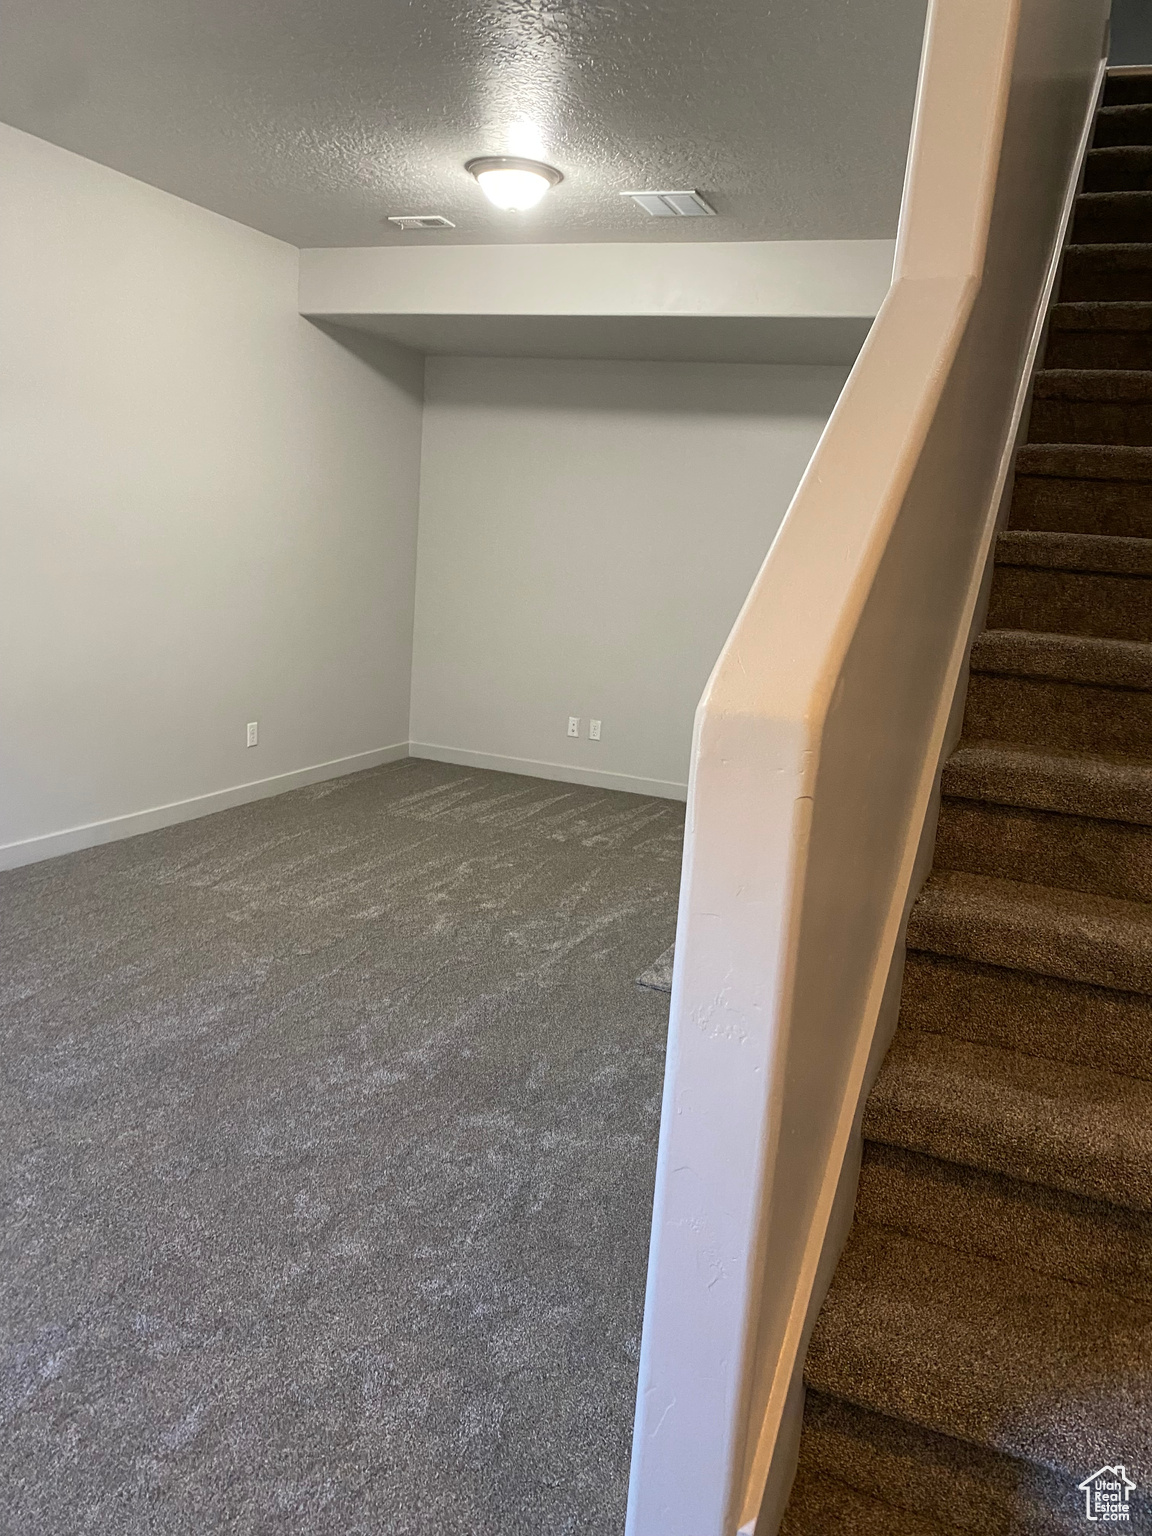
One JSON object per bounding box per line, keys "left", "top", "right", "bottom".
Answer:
{"left": 1078, "top": 1465, "right": 1136, "bottom": 1522}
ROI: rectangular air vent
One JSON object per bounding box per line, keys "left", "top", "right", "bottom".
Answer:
{"left": 620, "top": 189, "right": 716, "bottom": 218}
{"left": 387, "top": 214, "right": 456, "bottom": 231}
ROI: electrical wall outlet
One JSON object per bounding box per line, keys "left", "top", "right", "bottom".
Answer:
{"left": 567, "top": 716, "right": 580, "bottom": 737}
{"left": 246, "top": 721, "right": 258, "bottom": 747}
{"left": 589, "top": 719, "right": 602, "bottom": 740}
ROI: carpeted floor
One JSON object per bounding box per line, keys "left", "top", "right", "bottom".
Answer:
{"left": 0, "top": 758, "right": 683, "bottom": 1536}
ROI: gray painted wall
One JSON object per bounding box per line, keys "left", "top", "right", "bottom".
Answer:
{"left": 1111, "top": 0, "right": 1152, "bottom": 63}
{"left": 410, "top": 356, "right": 848, "bottom": 796}
{"left": 0, "top": 124, "right": 424, "bottom": 863}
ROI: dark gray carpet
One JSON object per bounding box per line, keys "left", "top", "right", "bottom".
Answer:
{"left": 0, "top": 758, "right": 683, "bottom": 1536}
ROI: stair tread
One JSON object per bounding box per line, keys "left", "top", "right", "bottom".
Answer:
{"left": 970, "top": 628, "right": 1152, "bottom": 689}
{"left": 805, "top": 1225, "right": 1152, "bottom": 1486}
{"left": 1032, "top": 366, "right": 1152, "bottom": 400}
{"left": 1088, "top": 145, "right": 1152, "bottom": 161}
{"left": 943, "top": 741, "right": 1152, "bottom": 824}
{"left": 1078, "top": 188, "right": 1152, "bottom": 203}
{"left": 782, "top": 1461, "right": 959, "bottom": 1536}
{"left": 907, "top": 869, "right": 1152, "bottom": 993}
{"left": 864, "top": 1030, "right": 1152, "bottom": 1211}
{"left": 1064, "top": 240, "right": 1152, "bottom": 259}
{"left": 995, "top": 528, "right": 1152, "bottom": 575}
{"left": 1015, "top": 441, "right": 1152, "bottom": 479}
{"left": 1048, "top": 300, "right": 1152, "bottom": 330}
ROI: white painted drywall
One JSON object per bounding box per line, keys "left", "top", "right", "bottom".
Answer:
{"left": 0, "top": 124, "right": 423, "bottom": 865}
{"left": 299, "top": 239, "right": 896, "bottom": 318}
{"left": 299, "top": 239, "right": 892, "bottom": 364}
{"left": 409, "top": 356, "right": 848, "bottom": 796}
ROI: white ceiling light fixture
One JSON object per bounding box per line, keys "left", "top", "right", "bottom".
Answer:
{"left": 621, "top": 189, "right": 717, "bottom": 217}
{"left": 466, "top": 156, "right": 563, "bottom": 212}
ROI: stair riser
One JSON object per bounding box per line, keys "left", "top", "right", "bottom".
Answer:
{"left": 1105, "top": 77, "right": 1152, "bottom": 108}
{"left": 986, "top": 564, "right": 1152, "bottom": 640}
{"left": 1029, "top": 394, "right": 1152, "bottom": 446}
{"left": 870, "top": 1157, "right": 1152, "bottom": 1334}
{"left": 1010, "top": 474, "right": 1152, "bottom": 537}
{"left": 1072, "top": 196, "right": 1152, "bottom": 244}
{"left": 963, "top": 672, "right": 1152, "bottom": 754}
{"left": 934, "top": 796, "right": 1152, "bottom": 903}
{"left": 1094, "top": 108, "right": 1152, "bottom": 148}
{"left": 1045, "top": 328, "right": 1152, "bottom": 368}
{"left": 902, "top": 947, "right": 1152, "bottom": 1081}
{"left": 861, "top": 1140, "right": 1152, "bottom": 1304}
{"left": 796, "top": 1392, "right": 1089, "bottom": 1536}
{"left": 1084, "top": 150, "right": 1152, "bottom": 192}
{"left": 1060, "top": 260, "right": 1152, "bottom": 303}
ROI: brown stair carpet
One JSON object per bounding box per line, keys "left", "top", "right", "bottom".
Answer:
{"left": 781, "top": 70, "right": 1152, "bottom": 1535}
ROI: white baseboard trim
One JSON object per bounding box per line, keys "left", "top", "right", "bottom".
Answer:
{"left": 409, "top": 741, "right": 688, "bottom": 801}
{"left": 0, "top": 742, "right": 410, "bottom": 872}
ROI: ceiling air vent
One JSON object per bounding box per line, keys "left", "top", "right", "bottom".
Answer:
{"left": 387, "top": 214, "right": 456, "bottom": 231}
{"left": 620, "top": 189, "right": 716, "bottom": 217}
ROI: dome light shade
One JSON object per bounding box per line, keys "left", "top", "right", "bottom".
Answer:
{"left": 465, "top": 156, "right": 563, "bottom": 212}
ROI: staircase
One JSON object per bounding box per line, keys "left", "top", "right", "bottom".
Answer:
{"left": 780, "top": 71, "right": 1152, "bottom": 1536}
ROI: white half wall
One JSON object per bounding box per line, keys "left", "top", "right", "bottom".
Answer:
{"left": 410, "top": 356, "right": 849, "bottom": 797}
{"left": 0, "top": 124, "right": 424, "bottom": 868}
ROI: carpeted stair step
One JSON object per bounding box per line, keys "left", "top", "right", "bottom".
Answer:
{"left": 1083, "top": 145, "right": 1152, "bottom": 193}
{"left": 1104, "top": 72, "right": 1152, "bottom": 109}
{"left": 964, "top": 633, "right": 1152, "bottom": 754}
{"left": 971, "top": 628, "right": 1152, "bottom": 688}
{"left": 1093, "top": 101, "right": 1152, "bottom": 148}
{"left": 986, "top": 565, "right": 1151, "bottom": 640}
{"left": 1010, "top": 452, "right": 1152, "bottom": 538}
{"left": 863, "top": 1029, "right": 1152, "bottom": 1210}
{"left": 803, "top": 1224, "right": 1152, "bottom": 1484}
{"left": 1028, "top": 366, "right": 1152, "bottom": 446}
{"left": 1015, "top": 440, "right": 1152, "bottom": 482}
{"left": 857, "top": 1142, "right": 1152, "bottom": 1302}
{"left": 1071, "top": 190, "right": 1152, "bottom": 245}
{"left": 943, "top": 742, "right": 1152, "bottom": 822}
{"left": 1059, "top": 241, "right": 1152, "bottom": 302}
{"left": 995, "top": 528, "right": 1152, "bottom": 575}
{"left": 933, "top": 794, "right": 1152, "bottom": 902}
{"left": 795, "top": 1390, "right": 1097, "bottom": 1536}
{"left": 900, "top": 946, "right": 1152, "bottom": 1080}
{"left": 1044, "top": 301, "right": 1152, "bottom": 367}
{"left": 781, "top": 1455, "right": 962, "bottom": 1536}
{"left": 907, "top": 869, "right": 1152, "bottom": 993}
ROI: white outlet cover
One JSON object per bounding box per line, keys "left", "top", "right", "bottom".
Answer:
{"left": 589, "top": 719, "right": 602, "bottom": 740}
{"left": 567, "top": 716, "right": 580, "bottom": 737}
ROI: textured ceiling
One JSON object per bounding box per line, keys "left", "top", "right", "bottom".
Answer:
{"left": 0, "top": 0, "right": 929, "bottom": 248}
